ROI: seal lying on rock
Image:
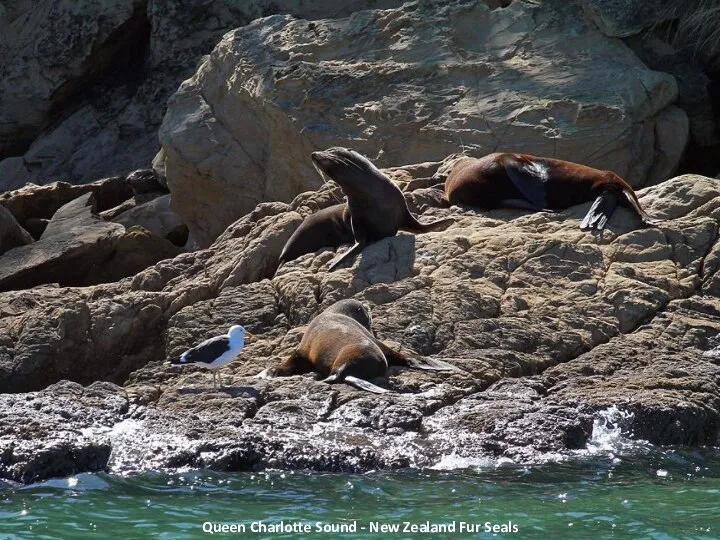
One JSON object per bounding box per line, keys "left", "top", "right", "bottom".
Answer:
{"left": 280, "top": 148, "right": 454, "bottom": 270}
{"left": 444, "top": 153, "right": 661, "bottom": 230}
{"left": 255, "top": 299, "right": 458, "bottom": 393}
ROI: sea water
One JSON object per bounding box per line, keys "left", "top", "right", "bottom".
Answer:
{"left": 1, "top": 408, "right": 718, "bottom": 539}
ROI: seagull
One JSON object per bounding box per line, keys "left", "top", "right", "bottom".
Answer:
{"left": 170, "top": 325, "right": 254, "bottom": 390}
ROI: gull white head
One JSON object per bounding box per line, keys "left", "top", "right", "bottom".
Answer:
{"left": 228, "top": 325, "right": 253, "bottom": 347}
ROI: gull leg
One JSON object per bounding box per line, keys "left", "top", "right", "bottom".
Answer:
{"left": 212, "top": 371, "right": 217, "bottom": 391}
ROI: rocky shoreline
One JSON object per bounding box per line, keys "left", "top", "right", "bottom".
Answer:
{"left": 1, "top": 166, "right": 719, "bottom": 484}
{"left": 1, "top": 0, "right": 720, "bottom": 485}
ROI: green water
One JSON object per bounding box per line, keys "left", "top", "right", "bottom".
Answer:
{"left": 1, "top": 449, "right": 718, "bottom": 539}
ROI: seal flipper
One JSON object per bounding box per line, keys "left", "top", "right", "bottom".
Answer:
{"left": 254, "top": 351, "right": 312, "bottom": 378}
{"left": 377, "top": 341, "right": 462, "bottom": 372}
{"left": 402, "top": 212, "right": 454, "bottom": 233}
{"left": 328, "top": 241, "right": 365, "bottom": 270}
{"left": 503, "top": 158, "right": 548, "bottom": 209}
{"left": 621, "top": 188, "right": 662, "bottom": 227}
{"left": 322, "top": 373, "right": 388, "bottom": 394}
{"left": 581, "top": 190, "right": 619, "bottom": 230}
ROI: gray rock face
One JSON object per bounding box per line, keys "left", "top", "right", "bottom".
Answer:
{"left": 1, "top": 171, "right": 718, "bottom": 482}
{"left": 160, "top": 1, "right": 686, "bottom": 247}
{"left": 0, "top": 205, "right": 33, "bottom": 255}
{"left": 580, "top": 0, "right": 679, "bottom": 37}
{"left": 0, "top": 1, "right": 404, "bottom": 191}
{"left": 0, "top": 0, "right": 142, "bottom": 159}
{"left": 0, "top": 193, "right": 126, "bottom": 292}
{"left": 113, "top": 194, "right": 187, "bottom": 244}
{"left": 0, "top": 176, "right": 133, "bottom": 236}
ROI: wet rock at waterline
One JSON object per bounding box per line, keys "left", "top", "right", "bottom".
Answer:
{"left": 1, "top": 173, "right": 719, "bottom": 482}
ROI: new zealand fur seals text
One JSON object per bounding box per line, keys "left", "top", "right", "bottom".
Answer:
{"left": 287, "top": 147, "right": 454, "bottom": 270}
{"left": 444, "top": 153, "right": 661, "bottom": 230}
{"left": 255, "top": 299, "right": 458, "bottom": 393}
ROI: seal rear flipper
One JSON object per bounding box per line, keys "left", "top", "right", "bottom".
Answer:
{"left": 322, "top": 373, "right": 389, "bottom": 394}
{"left": 377, "top": 340, "right": 462, "bottom": 372}
{"left": 403, "top": 355, "right": 462, "bottom": 372}
{"left": 622, "top": 188, "right": 662, "bottom": 227}
{"left": 328, "top": 241, "right": 365, "bottom": 270}
{"left": 402, "top": 214, "right": 454, "bottom": 233}
{"left": 581, "top": 190, "right": 619, "bottom": 230}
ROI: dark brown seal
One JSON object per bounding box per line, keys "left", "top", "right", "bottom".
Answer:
{"left": 300, "top": 147, "right": 454, "bottom": 270}
{"left": 444, "top": 153, "right": 661, "bottom": 230}
{"left": 278, "top": 204, "right": 354, "bottom": 266}
{"left": 255, "top": 299, "right": 458, "bottom": 393}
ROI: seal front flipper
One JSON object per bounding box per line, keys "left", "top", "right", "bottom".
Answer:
{"left": 503, "top": 157, "right": 548, "bottom": 209}
{"left": 328, "top": 241, "right": 366, "bottom": 270}
{"left": 581, "top": 190, "right": 619, "bottom": 230}
{"left": 322, "top": 373, "right": 389, "bottom": 393}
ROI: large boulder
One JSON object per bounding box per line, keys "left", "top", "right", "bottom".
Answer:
{"left": 0, "top": 193, "right": 126, "bottom": 291}
{"left": 1, "top": 171, "right": 719, "bottom": 481}
{"left": 160, "top": 1, "right": 687, "bottom": 248}
{"left": 0, "top": 1, "right": 403, "bottom": 191}
{"left": 0, "top": 0, "right": 145, "bottom": 160}
{"left": 112, "top": 194, "right": 187, "bottom": 244}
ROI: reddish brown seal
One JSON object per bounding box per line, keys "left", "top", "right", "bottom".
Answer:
{"left": 280, "top": 147, "right": 454, "bottom": 270}
{"left": 255, "top": 299, "right": 458, "bottom": 393}
{"left": 444, "top": 153, "right": 661, "bottom": 230}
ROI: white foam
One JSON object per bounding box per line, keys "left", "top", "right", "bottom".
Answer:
{"left": 583, "top": 406, "right": 649, "bottom": 457}
{"left": 429, "top": 452, "right": 496, "bottom": 471}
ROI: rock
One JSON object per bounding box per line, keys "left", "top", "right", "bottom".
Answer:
{"left": 580, "top": 0, "right": 679, "bottom": 38}
{"left": 1, "top": 172, "right": 719, "bottom": 482}
{"left": 126, "top": 169, "right": 168, "bottom": 195}
{"left": 0, "top": 0, "right": 143, "bottom": 160}
{"left": 0, "top": 205, "right": 33, "bottom": 255}
{"left": 0, "top": 193, "right": 126, "bottom": 292}
{"left": 628, "top": 36, "right": 719, "bottom": 149}
{"left": 0, "top": 176, "right": 133, "bottom": 232}
{"left": 0, "top": 381, "right": 127, "bottom": 483}
{"left": 0, "top": 1, "right": 403, "bottom": 191}
{"left": 85, "top": 226, "right": 185, "bottom": 284}
{"left": 161, "top": 1, "right": 684, "bottom": 247}
{"left": 112, "top": 194, "right": 187, "bottom": 245}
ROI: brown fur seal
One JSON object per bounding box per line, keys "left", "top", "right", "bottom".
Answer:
{"left": 304, "top": 147, "right": 454, "bottom": 270}
{"left": 444, "top": 153, "right": 661, "bottom": 230}
{"left": 278, "top": 204, "right": 354, "bottom": 266}
{"left": 255, "top": 299, "right": 458, "bottom": 393}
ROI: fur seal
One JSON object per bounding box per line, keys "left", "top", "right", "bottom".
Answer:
{"left": 299, "top": 147, "right": 454, "bottom": 270}
{"left": 444, "top": 153, "right": 661, "bottom": 230}
{"left": 255, "top": 299, "right": 458, "bottom": 393}
{"left": 278, "top": 204, "right": 354, "bottom": 266}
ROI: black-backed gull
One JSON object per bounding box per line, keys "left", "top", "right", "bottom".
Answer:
{"left": 170, "top": 325, "right": 254, "bottom": 390}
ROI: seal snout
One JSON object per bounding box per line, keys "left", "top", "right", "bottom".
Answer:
{"left": 311, "top": 151, "right": 332, "bottom": 170}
